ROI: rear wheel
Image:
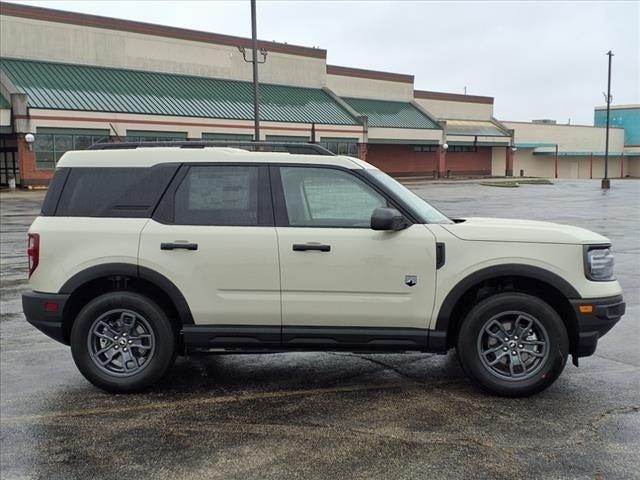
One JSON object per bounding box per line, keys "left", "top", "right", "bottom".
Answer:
{"left": 456, "top": 292, "right": 568, "bottom": 397}
{"left": 71, "top": 292, "right": 175, "bottom": 393}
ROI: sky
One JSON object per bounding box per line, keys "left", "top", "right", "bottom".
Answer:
{"left": 9, "top": 0, "right": 640, "bottom": 124}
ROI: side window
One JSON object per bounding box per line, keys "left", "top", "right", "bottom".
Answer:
{"left": 174, "top": 166, "right": 261, "bottom": 226}
{"left": 280, "top": 167, "right": 387, "bottom": 227}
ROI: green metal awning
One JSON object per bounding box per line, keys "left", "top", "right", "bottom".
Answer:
{"left": 0, "top": 58, "right": 359, "bottom": 125}
{"left": 342, "top": 97, "right": 439, "bottom": 129}
{"left": 445, "top": 119, "right": 509, "bottom": 137}
{"left": 514, "top": 142, "right": 556, "bottom": 148}
{"left": 532, "top": 148, "right": 629, "bottom": 156}
{"left": 0, "top": 93, "right": 10, "bottom": 109}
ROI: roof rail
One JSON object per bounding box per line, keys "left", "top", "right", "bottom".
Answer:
{"left": 87, "top": 140, "right": 336, "bottom": 156}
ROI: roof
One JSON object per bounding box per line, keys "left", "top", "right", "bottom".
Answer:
{"left": 445, "top": 120, "right": 509, "bottom": 137}
{"left": 0, "top": 58, "right": 359, "bottom": 125}
{"left": 327, "top": 65, "right": 414, "bottom": 84}
{"left": 414, "top": 90, "right": 494, "bottom": 105}
{"left": 0, "top": 2, "right": 326, "bottom": 59}
{"left": 532, "top": 148, "right": 633, "bottom": 157}
{"left": 594, "top": 104, "right": 640, "bottom": 111}
{"left": 0, "top": 93, "right": 9, "bottom": 109}
{"left": 57, "top": 147, "right": 366, "bottom": 169}
{"left": 342, "top": 98, "right": 440, "bottom": 129}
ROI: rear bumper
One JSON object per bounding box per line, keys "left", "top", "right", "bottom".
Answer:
{"left": 570, "top": 294, "right": 625, "bottom": 357}
{"left": 22, "top": 290, "right": 70, "bottom": 345}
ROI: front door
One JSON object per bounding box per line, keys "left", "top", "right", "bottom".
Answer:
{"left": 138, "top": 164, "right": 281, "bottom": 346}
{"left": 272, "top": 165, "right": 438, "bottom": 349}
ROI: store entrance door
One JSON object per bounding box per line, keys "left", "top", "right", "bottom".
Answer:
{"left": 0, "top": 135, "right": 19, "bottom": 187}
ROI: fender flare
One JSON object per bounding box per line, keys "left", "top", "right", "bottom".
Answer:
{"left": 435, "top": 263, "right": 580, "bottom": 332}
{"left": 59, "top": 263, "right": 194, "bottom": 325}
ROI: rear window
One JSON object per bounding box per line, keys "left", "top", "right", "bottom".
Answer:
{"left": 50, "top": 165, "right": 178, "bottom": 217}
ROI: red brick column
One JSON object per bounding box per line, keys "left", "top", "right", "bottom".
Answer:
{"left": 505, "top": 147, "right": 514, "bottom": 177}
{"left": 17, "top": 134, "right": 54, "bottom": 187}
{"left": 437, "top": 145, "right": 447, "bottom": 178}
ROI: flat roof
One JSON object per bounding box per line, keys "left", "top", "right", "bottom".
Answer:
{"left": 414, "top": 90, "right": 494, "bottom": 105}
{"left": 327, "top": 65, "right": 414, "bottom": 84}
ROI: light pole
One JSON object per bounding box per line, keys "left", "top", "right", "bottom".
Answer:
{"left": 602, "top": 50, "right": 614, "bottom": 189}
{"left": 238, "top": 0, "right": 267, "bottom": 142}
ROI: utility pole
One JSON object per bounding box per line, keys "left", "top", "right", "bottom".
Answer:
{"left": 602, "top": 50, "right": 614, "bottom": 189}
{"left": 238, "top": 0, "right": 267, "bottom": 142}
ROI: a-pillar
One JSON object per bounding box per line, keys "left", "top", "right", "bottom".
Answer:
{"left": 505, "top": 147, "right": 514, "bottom": 177}
{"left": 436, "top": 145, "right": 447, "bottom": 178}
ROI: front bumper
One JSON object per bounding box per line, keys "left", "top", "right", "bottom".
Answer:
{"left": 570, "top": 294, "right": 625, "bottom": 357}
{"left": 22, "top": 290, "right": 70, "bottom": 345}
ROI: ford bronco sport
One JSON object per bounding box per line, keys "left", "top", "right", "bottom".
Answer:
{"left": 22, "top": 141, "right": 625, "bottom": 396}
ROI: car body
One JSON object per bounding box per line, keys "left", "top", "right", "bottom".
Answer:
{"left": 22, "top": 142, "right": 625, "bottom": 396}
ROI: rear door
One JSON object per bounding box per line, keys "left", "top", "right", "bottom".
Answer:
{"left": 272, "top": 165, "right": 437, "bottom": 350}
{"left": 138, "top": 163, "right": 280, "bottom": 346}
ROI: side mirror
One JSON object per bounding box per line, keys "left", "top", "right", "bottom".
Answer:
{"left": 371, "top": 207, "right": 410, "bottom": 231}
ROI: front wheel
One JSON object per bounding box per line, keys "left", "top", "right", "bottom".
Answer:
{"left": 456, "top": 292, "right": 569, "bottom": 397}
{"left": 70, "top": 292, "right": 176, "bottom": 393}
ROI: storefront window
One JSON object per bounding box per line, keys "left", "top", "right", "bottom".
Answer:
{"left": 319, "top": 138, "right": 359, "bottom": 157}
{"left": 35, "top": 128, "right": 110, "bottom": 169}
{"left": 125, "top": 130, "right": 187, "bottom": 143}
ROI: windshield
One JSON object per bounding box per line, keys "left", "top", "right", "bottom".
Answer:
{"left": 366, "top": 170, "right": 452, "bottom": 224}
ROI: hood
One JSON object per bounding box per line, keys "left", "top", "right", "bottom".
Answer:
{"left": 442, "top": 217, "right": 610, "bottom": 245}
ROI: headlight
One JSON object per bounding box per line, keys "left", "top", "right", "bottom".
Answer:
{"left": 585, "top": 246, "right": 615, "bottom": 281}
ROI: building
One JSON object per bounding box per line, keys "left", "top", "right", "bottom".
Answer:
{"left": 0, "top": 2, "right": 637, "bottom": 186}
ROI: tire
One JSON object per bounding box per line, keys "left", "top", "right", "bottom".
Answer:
{"left": 456, "top": 292, "right": 568, "bottom": 397}
{"left": 70, "top": 291, "right": 176, "bottom": 393}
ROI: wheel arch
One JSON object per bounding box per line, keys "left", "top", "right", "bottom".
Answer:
{"left": 435, "top": 264, "right": 580, "bottom": 353}
{"left": 59, "top": 263, "right": 194, "bottom": 344}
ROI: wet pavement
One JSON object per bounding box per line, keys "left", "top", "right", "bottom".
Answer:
{"left": 1, "top": 180, "right": 639, "bottom": 480}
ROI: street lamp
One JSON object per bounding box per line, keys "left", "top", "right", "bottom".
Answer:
{"left": 237, "top": 0, "right": 267, "bottom": 142}
{"left": 602, "top": 51, "right": 614, "bottom": 189}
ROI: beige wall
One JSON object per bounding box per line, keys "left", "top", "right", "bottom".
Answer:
{"left": 513, "top": 151, "right": 632, "bottom": 179}
{"left": 25, "top": 109, "right": 364, "bottom": 142}
{"left": 414, "top": 98, "right": 494, "bottom": 121}
{"left": 0, "top": 108, "right": 10, "bottom": 127}
{"left": 491, "top": 147, "right": 506, "bottom": 176}
{"left": 628, "top": 158, "right": 640, "bottom": 177}
{"left": 326, "top": 73, "right": 413, "bottom": 102}
{"left": 367, "top": 127, "right": 442, "bottom": 143}
{"left": 0, "top": 15, "right": 327, "bottom": 88}
{"left": 504, "top": 121, "right": 626, "bottom": 152}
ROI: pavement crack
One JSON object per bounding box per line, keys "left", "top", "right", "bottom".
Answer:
{"left": 325, "top": 352, "right": 433, "bottom": 384}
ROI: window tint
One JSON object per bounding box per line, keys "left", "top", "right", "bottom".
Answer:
{"left": 56, "top": 165, "right": 178, "bottom": 217}
{"left": 174, "top": 166, "right": 260, "bottom": 226}
{"left": 280, "top": 167, "right": 386, "bottom": 227}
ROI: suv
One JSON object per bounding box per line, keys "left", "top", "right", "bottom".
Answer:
{"left": 23, "top": 142, "right": 625, "bottom": 396}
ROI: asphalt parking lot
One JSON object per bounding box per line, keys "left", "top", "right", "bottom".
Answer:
{"left": 1, "top": 179, "right": 639, "bottom": 480}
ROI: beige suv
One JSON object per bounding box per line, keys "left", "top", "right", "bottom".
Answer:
{"left": 23, "top": 142, "right": 625, "bottom": 396}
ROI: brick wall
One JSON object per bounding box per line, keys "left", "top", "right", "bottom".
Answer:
{"left": 17, "top": 134, "right": 54, "bottom": 186}
{"left": 443, "top": 147, "right": 492, "bottom": 175}
{"left": 364, "top": 144, "right": 437, "bottom": 176}
{"left": 364, "top": 144, "right": 492, "bottom": 176}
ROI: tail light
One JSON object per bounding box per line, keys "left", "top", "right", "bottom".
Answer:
{"left": 27, "top": 233, "right": 39, "bottom": 278}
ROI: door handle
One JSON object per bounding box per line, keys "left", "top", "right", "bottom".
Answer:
{"left": 161, "top": 242, "right": 198, "bottom": 251}
{"left": 292, "top": 243, "right": 331, "bottom": 252}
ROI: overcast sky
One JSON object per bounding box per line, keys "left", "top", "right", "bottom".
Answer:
{"left": 10, "top": 0, "right": 640, "bottom": 124}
